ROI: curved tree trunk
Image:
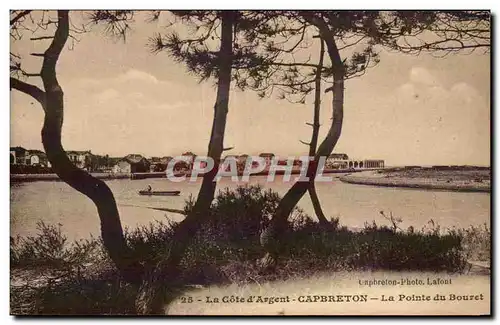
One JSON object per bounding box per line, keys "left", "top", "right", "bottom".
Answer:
{"left": 308, "top": 182, "right": 330, "bottom": 228}
{"left": 10, "top": 10, "right": 141, "bottom": 281}
{"left": 135, "top": 11, "right": 235, "bottom": 315}
{"left": 260, "top": 15, "right": 345, "bottom": 268}
{"left": 306, "top": 37, "right": 330, "bottom": 229}
{"left": 308, "top": 37, "right": 325, "bottom": 158}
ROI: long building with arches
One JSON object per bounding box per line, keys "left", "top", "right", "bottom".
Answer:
{"left": 325, "top": 153, "right": 384, "bottom": 170}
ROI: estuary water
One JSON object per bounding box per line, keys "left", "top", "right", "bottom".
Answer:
{"left": 10, "top": 175, "right": 490, "bottom": 240}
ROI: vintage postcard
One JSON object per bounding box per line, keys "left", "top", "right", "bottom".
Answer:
{"left": 9, "top": 10, "right": 491, "bottom": 316}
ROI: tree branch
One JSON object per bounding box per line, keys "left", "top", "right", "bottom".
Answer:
{"left": 10, "top": 77, "right": 46, "bottom": 110}
{"left": 10, "top": 10, "right": 31, "bottom": 25}
{"left": 30, "top": 35, "right": 55, "bottom": 41}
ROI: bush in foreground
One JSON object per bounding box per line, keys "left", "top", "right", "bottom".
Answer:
{"left": 10, "top": 185, "right": 488, "bottom": 314}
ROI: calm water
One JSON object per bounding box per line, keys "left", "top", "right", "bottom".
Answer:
{"left": 10, "top": 175, "right": 491, "bottom": 240}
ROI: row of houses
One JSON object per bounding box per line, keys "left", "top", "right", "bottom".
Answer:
{"left": 219, "top": 153, "right": 384, "bottom": 170}
{"left": 172, "top": 152, "right": 384, "bottom": 172}
{"left": 11, "top": 147, "right": 99, "bottom": 170}
{"left": 10, "top": 147, "right": 385, "bottom": 174}
{"left": 10, "top": 147, "right": 173, "bottom": 174}
{"left": 10, "top": 147, "right": 51, "bottom": 167}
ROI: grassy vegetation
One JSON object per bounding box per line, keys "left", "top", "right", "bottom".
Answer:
{"left": 10, "top": 185, "right": 490, "bottom": 315}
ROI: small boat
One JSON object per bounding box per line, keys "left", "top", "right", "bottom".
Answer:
{"left": 138, "top": 190, "right": 181, "bottom": 196}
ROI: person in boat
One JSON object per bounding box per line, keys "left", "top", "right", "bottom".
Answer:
{"left": 145, "top": 185, "right": 152, "bottom": 193}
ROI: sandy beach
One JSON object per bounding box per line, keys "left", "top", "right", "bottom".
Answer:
{"left": 340, "top": 168, "right": 490, "bottom": 193}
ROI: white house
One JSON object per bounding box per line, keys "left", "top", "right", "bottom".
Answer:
{"left": 66, "top": 150, "right": 93, "bottom": 169}
{"left": 112, "top": 154, "right": 150, "bottom": 174}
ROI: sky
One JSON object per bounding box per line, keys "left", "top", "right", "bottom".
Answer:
{"left": 10, "top": 11, "right": 491, "bottom": 167}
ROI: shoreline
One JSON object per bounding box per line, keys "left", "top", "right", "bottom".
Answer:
{"left": 10, "top": 167, "right": 491, "bottom": 193}
{"left": 10, "top": 172, "right": 131, "bottom": 182}
{"left": 340, "top": 170, "right": 491, "bottom": 193}
{"left": 10, "top": 168, "right": 368, "bottom": 183}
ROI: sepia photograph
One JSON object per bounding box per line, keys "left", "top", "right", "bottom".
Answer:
{"left": 9, "top": 9, "right": 491, "bottom": 316}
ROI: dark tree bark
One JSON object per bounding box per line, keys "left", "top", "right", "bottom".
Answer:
{"left": 10, "top": 10, "right": 141, "bottom": 281}
{"left": 306, "top": 37, "right": 330, "bottom": 229}
{"left": 134, "top": 11, "right": 235, "bottom": 314}
{"left": 260, "top": 14, "right": 345, "bottom": 268}
{"left": 309, "top": 182, "right": 330, "bottom": 228}
{"left": 307, "top": 37, "right": 325, "bottom": 158}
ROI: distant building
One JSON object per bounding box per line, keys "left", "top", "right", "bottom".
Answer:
{"left": 108, "top": 157, "right": 122, "bottom": 166}
{"left": 325, "top": 153, "right": 349, "bottom": 169}
{"left": 26, "top": 149, "right": 50, "bottom": 167}
{"left": 96, "top": 157, "right": 121, "bottom": 173}
{"left": 325, "top": 153, "right": 384, "bottom": 170}
{"left": 345, "top": 159, "right": 384, "bottom": 169}
{"left": 259, "top": 153, "right": 275, "bottom": 168}
{"left": 324, "top": 153, "right": 348, "bottom": 169}
{"left": 237, "top": 154, "right": 249, "bottom": 163}
{"left": 113, "top": 154, "right": 150, "bottom": 174}
{"left": 10, "top": 146, "right": 27, "bottom": 165}
{"left": 362, "top": 159, "right": 385, "bottom": 169}
{"left": 149, "top": 156, "right": 162, "bottom": 172}
{"left": 328, "top": 160, "right": 349, "bottom": 169}
{"left": 329, "top": 153, "right": 349, "bottom": 160}
{"left": 10, "top": 147, "right": 51, "bottom": 167}
{"left": 149, "top": 156, "right": 173, "bottom": 172}
{"left": 237, "top": 154, "right": 249, "bottom": 171}
{"left": 175, "top": 152, "right": 196, "bottom": 170}
{"left": 113, "top": 160, "right": 131, "bottom": 174}
{"left": 66, "top": 150, "right": 93, "bottom": 170}
{"left": 277, "top": 158, "right": 292, "bottom": 166}
{"left": 161, "top": 156, "right": 173, "bottom": 164}
{"left": 29, "top": 154, "right": 40, "bottom": 165}
{"left": 222, "top": 155, "right": 239, "bottom": 172}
